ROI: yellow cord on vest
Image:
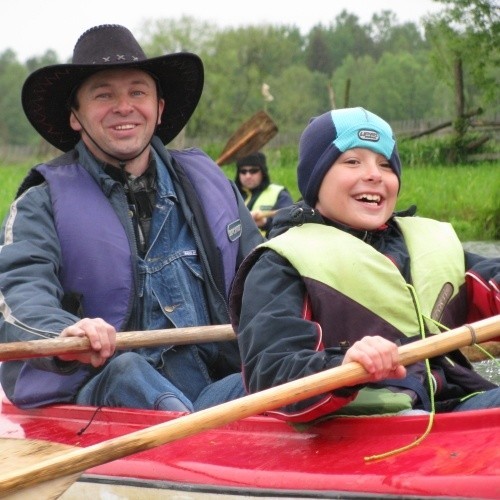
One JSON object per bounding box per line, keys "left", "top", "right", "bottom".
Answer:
{"left": 364, "top": 284, "right": 436, "bottom": 462}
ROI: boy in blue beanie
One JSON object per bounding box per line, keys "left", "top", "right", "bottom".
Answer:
{"left": 229, "top": 107, "right": 500, "bottom": 422}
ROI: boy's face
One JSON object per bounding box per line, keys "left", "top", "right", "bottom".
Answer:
{"left": 315, "top": 148, "right": 399, "bottom": 231}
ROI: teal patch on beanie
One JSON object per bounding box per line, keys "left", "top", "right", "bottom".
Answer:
{"left": 332, "top": 108, "right": 396, "bottom": 159}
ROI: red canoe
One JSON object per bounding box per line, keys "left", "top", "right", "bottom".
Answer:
{"left": 0, "top": 390, "right": 498, "bottom": 499}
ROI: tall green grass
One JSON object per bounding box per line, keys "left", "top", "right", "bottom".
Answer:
{"left": 396, "top": 165, "right": 499, "bottom": 241}
{"left": 0, "top": 164, "right": 31, "bottom": 221}
{"left": 1, "top": 159, "right": 498, "bottom": 241}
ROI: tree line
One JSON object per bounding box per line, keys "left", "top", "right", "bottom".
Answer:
{"left": 0, "top": 0, "right": 498, "bottom": 151}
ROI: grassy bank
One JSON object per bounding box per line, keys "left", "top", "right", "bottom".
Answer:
{"left": 1, "top": 160, "right": 498, "bottom": 241}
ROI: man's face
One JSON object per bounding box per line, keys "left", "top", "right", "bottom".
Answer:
{"left": 238, "top": 166, "right": 263, "bottom": 190}
{"left": 69, "top": 68, "right": 164, "bottom": 164}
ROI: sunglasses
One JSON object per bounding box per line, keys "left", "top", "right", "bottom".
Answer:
{"left": 239, "top": 167, "right": 260, "bottom": 175}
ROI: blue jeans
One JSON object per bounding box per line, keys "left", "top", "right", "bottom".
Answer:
{"left": 452, "top": 387, "right": 500, "bottom": 412}
{"left": 76, "top": 346, "right": 245, "bottom": 412}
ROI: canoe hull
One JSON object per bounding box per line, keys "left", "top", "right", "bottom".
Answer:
{"left": 1, "top": 395, "right": 499, "bottom": 499}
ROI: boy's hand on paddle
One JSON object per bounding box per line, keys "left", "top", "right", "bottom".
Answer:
{"left": 58, "top": 318, "right": 116, "bottom": 367}
{"left": 343, "top": 336, "right": 406, "bottom": 382}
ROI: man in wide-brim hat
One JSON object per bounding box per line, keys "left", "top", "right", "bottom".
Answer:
{"left": 0, "top": 24, "right": 263, "bottom": 413}
{"left": 22, "top": 23, "right": 203, "bottom": 154}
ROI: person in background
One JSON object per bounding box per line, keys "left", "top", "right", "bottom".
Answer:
{"left": 235, "top": 152, "right": 294, "bottom": 237}
{"left": 0, "top": 24, "right": 263, "bottom": 413}
{"left": 230, "top": 107, "right": 499, "bottom": 423}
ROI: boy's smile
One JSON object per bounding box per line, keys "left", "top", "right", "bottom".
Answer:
{"left": 315, "top": 148, "right": 399, "bottom": 231}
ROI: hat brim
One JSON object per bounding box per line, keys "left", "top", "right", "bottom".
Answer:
{"left": 22, "top": 53, "right": 204, "bottom": 152}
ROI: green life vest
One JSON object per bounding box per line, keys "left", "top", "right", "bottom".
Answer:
{"left": 261, "top": 217, "right": 465, "bottom": 415}
{"left": 244, "top": 184, "right": 286, "bottom": 236}
{"left": 248, "top": 184, "right": 285, "bottom": 212}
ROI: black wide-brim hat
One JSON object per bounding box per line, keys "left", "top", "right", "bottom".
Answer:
{"left": 22, "top": 24, "right": 204, "bottom": 152}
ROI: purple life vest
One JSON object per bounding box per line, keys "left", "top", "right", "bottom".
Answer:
{"left": 12, "top": 148, "right": 240, "bottom": 408}
{"left": 171, "top": 148, "right": 240, "bottom": 296}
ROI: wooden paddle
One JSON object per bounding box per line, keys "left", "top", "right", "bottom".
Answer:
{"left": 215, "top": 110, "right": 278, "bottom": 166}
{"left": 0, "top": 324, "right": 236, "bottom": 362}
{"left": 0, "top": 315, "right": 498, "bottom": 497}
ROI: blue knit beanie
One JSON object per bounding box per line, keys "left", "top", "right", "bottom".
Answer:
{"left": 297, "top": 107, "right": 402, "bottom": 207}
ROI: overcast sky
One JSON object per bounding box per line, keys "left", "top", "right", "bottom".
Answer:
{"left": 1, "top": 0, "right": 443, "bottom": 62}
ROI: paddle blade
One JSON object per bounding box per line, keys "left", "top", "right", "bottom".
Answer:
{"left": 1, "top": 438, "right": 79, "bottom": 499}
{"left": 216, "top": 110, "right": 278, "bottom": 166}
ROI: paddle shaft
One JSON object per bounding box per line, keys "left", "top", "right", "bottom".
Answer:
{"left": 0, "top": 324, "right": 236, "bottom": 362}
{"left": 0, "top": 315, "right": 498, "bottom": 496}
